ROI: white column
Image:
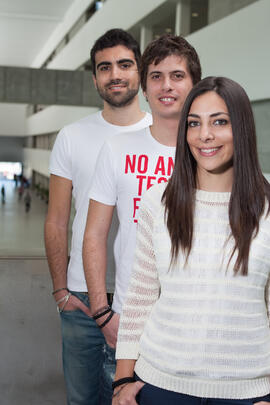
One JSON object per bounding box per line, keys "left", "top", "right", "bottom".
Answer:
{"left": 175, "top": 0, "right": 191, "bottom": 37}
{"left": 140, "top": 26, "right": 153, "bottom": 52}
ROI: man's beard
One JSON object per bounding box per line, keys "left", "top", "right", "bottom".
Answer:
{"left": 96, "top": 80, "right": 139, "bottom": 108}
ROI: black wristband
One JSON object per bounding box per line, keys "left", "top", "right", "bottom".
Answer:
{"left": 98, "top": 310, "right": 114, "bottom": 329}
{"left": 93, "top": 306, "right": 111, "bottom": 320}
{"left": 112, "top": 377, "right": 135, "bottom": 390}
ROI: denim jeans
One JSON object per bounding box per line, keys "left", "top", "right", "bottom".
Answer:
{"left": 137, "top": 381, "right": 270, "bottom": 405}
{"left": 60, "top": 291, "right": 116, "bottom": 405}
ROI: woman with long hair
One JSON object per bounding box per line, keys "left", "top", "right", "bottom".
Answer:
{"left": 112, "top": 77, "right": 270, "bottom": 405}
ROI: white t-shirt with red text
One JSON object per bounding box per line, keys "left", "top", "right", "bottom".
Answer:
{"left": 49, "top": 111, "right": 152, "bottom": 292}
{"left": 90, "top": 127, "right": 175, "bottom": 313}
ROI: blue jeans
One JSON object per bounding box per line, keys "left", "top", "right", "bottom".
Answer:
{"left": 60, "top": 291, "right": 116, "bottom": 405}
{"left": 137, "top": 382, "right": 270, "bottom": 405}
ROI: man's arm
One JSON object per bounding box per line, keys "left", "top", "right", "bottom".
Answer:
{"left": 45, "top": 174, "right": 91, "bottom": 315}
{"left": 83, "top": 199, "right": 119, "bottom": 347}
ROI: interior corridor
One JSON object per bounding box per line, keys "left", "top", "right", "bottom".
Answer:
{"left": 0, "top": 180, "right": 47, "bottom": 256}
{"left": 0, "top": 180, "right": 66, "bottom": 405}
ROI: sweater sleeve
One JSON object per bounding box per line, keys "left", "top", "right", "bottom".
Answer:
{"left": 116, "top": 188, "right": 161, "bottom": 359}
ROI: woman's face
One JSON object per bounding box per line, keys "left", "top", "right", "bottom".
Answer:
{"left": 187, "top": 91, "right": 233, "bottom": 176}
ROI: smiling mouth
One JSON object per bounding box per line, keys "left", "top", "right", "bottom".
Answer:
{"left": 199, "top": 147, "right": 221, "bottom": 156}
{"left": 159, "top": 96, "right": 176, "bottom": 105}
{"left": 108, "top": 85, "right": 126, "bottom": 91}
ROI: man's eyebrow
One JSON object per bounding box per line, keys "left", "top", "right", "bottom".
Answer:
{"left": 96, "top": 59, "right": 135, "bottom": 70}
{"left": 148, "top": 69, "right": 185, "bottom": 75}
{"left": 117, "top": 58, "right": 135, "bottom": 65}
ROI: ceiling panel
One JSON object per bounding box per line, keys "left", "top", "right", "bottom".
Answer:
{"left": 0, "top": 0, "right": 75, "bottom": 67}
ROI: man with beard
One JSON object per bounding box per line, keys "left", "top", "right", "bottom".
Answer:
{"left": 44, "top": 29, "right": 151, "bottom": 405}
{"left": 82, "top": 34, "right": 201, "bottom": 399}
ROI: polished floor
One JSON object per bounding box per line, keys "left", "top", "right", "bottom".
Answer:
{"left": 0, "top": 180, "right": 66, "bottom": 404}
{"left": 0, "top": 179, "right": 47, "bottom": 257}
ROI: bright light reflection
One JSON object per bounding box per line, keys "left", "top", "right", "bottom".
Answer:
{"left": 0, "top": 162, "right": 22, "bottom": 180}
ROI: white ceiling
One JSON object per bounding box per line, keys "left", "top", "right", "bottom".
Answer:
{"left": 0, "top": 0, "right": 74, "bottom": 67}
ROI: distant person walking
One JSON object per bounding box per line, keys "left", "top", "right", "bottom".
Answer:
{"left": 14, "top": 174, "right": 18, "bottom": 188}
{"left": 24, "top": 191, "right": 31, "bottom": 213}
{"left": 18, "top": 185, "right": 24, "bottom": 200}
{"left": 1, "top": 185, "right": 5, "bottom": 204}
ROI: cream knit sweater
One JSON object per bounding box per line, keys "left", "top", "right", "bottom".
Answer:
{"left": 116, "top": 182, "right": 270, "bottom": 399}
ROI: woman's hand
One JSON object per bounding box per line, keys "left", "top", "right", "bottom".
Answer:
{"left": 254, "top": 402, "right": 270, "bottom": 404}
{"left": 112, "top": 381, "right": 145, "bottom": 405}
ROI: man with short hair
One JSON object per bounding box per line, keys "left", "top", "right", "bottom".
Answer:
{"left": 44, "top": 28, "right": 151, "bottom": 405}
{"left": 83, "top": 33, "right": 201, "bottom": 364}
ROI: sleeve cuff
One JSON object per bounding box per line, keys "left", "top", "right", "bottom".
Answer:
{"left": 89, "top": 192, "right": 116, "bottom": 206}
{"left": 115, "top": 342, "right": 140, "bottom": 360}
{"left": 49, "top": 168, "right": 72, "bottom": 181}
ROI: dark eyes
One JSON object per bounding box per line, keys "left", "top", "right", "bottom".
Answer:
{"left": 213, "top": 119, "right": 228, "bottom": 126}
{"left": 172, "top": 73, "right": 184, "bottom": 80}
{"left": 150, "top": 74, "right": 160, "bottom": 80}
{"left": 150, "top": 72, "right": 184, "bottom": 81}
{"left": 98, "top": 63, "right": 132, "bottom": 72}
{"left": 187, "top": 120, "right": 199, "bottom": 128}
{"left": 187, "top": 119, "right": 229, "bottom": 128}
{"left": 121, "top": 63, "right": 132, "bottom": 69}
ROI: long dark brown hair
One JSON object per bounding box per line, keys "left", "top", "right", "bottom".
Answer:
{"left": 162, "top": 76, "right": 270, "bottom": 275}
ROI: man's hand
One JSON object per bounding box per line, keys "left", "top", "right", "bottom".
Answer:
{"left": 96, "top": 312, "right": 120, "bottom": 348}
{"left": 254, "top": 402, "right": 270, "bottom": 404}
{"left": 54, "top": 290, "right": 92, "bottom": 317}
{"left": 112, "top": 381, "right": 145, "bottom": 405}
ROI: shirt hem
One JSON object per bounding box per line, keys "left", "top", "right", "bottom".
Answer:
{"left": 49, "top": 168, "right": 72, "bottom": 181}
{"left": 135, "top": 356, "right": 270, "bottom": 399}
{"left": 89, "top": 192, "right": 116, "bottom": 206}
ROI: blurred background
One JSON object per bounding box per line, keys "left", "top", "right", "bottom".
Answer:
{"left": 0, "top": 0, "right": 269, "bottom": 403}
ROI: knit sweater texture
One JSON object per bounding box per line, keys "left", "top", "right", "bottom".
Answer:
{"left": 116, "top": 182, "right": 270, "bottom": 399}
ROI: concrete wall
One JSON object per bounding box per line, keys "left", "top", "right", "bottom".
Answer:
{"left": 0, "top": 136, "right": 24, "bottom": 162}
{"left": 187, "top": 0, "right": 270, "bottom": 101}
{"left": 0, "top": 103, "right": 27, "bottom": 136}
{"left": 208, "top": 0, "right": 258, "bottom": 23}
{"left": 252, "top": 100, "right": 270, "bottom": 173}
{"left": 26, "top": 105, "right": 98, "bottom": 136}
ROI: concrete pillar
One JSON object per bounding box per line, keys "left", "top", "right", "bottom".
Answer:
{"left": 175, "top": 0, "right": 191, "bottom": 37}
{"left": 140, "top": 26, "right": 153, "bottom": 52}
